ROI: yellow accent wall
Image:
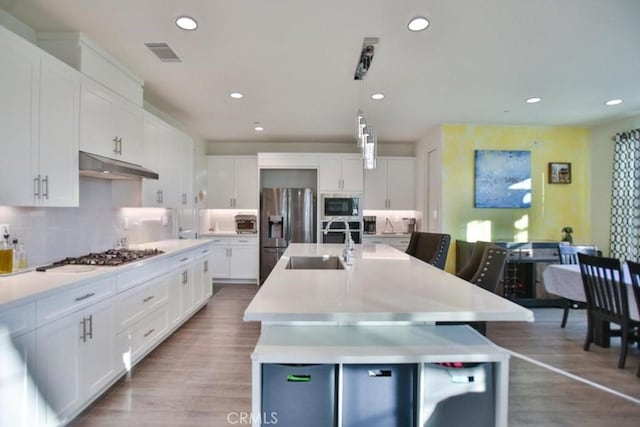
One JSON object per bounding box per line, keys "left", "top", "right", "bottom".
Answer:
{"left": 441, "top": 124, "right": 591, "bottom": 267}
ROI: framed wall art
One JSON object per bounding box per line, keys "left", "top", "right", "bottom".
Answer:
{"left": 474, "top": 150, "right": 532, "bottom": 208}
{"left": 548, "top": 162, "right": 571, "bottom": 184}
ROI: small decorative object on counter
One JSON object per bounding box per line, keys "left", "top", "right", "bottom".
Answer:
{"left": 561, "top": 226, "right": 573, "bottom": 244}
{"left": 0, "top": 228, "right": 13, "bottom": 273}
{"left": 383, "top": 217, "right": 394, "bottom": 234}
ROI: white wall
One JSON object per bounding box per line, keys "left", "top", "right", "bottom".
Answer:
{"left": 414, "top": 126, "right": 442, "bottom": 231}
{"left": 590, "top": 113, "right": 640, "bottom": 255}
{"left": 0, "top": 177, "right": 173, "bottom": 268}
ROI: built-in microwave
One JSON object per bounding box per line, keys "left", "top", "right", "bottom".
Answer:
{"left": 321, "top": 194, "right": 362, "bottom": 220}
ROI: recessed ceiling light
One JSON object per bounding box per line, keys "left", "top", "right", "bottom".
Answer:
{"left": 175, "top": 16, "right": 198, "bottom": 31}
{"left": 254, "top": 123, "right": 264, "bottom": 131}
{"left": 525, "top": 97, "right": 542, "bottom": 104}
{"left": 371, "top": 93, "right": 385, "bottom": 100}
{"left": 230, "top": 92, "right": 243, "bottom": 99}
{"left": 408, "top": 16, "right": 430, "bottom": 32}
{"left": 605, "top": 98, "right": 623, "bottom": 106}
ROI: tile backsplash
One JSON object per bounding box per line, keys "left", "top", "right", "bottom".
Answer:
{"left": 0, "top": 177, "right": 174, "bottom": 268}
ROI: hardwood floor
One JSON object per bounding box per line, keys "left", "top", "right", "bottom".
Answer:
{"left": 71, "top": 285, "right": 640, "bottom": 427}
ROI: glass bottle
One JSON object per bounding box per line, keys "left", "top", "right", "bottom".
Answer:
{"left": 0, "top": 233, "right": 13, "bottom": 274}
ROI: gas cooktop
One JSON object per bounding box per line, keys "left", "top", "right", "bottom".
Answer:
{"left": 36, "top": 248, "right": 164, "bottom": 271}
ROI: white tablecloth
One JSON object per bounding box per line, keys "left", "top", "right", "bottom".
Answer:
{"left": 542, "top": 264, "right": 640, "bottom": 321}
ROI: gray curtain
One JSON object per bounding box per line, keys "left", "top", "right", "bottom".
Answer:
{"left": 609, "top": 129, "right": 640, "bottom": 260}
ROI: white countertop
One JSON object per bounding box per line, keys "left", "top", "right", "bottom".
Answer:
{"left": 200, "top": 232, "right": 258, "bottom": 237}
{"left": 0, "top": 239, "right": 210, "bottom": 307}
{"left": 244, "top": 243, "right": 534, "bottom": 323}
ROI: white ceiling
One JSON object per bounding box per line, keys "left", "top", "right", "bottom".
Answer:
{"left": 2, "top": 0, "right": 640, "bottom": 143}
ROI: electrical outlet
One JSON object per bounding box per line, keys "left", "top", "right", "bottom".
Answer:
{"left": 0, "top": 224, "right": 9, "bottom": 237}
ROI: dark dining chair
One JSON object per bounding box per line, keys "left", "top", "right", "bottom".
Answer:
{"left": 456, "top": 241, "right": 492, "bottom": 281}
{"left": 578, "top": 253, "right": 640, "bottom": 369}
{"left": 405, "top": 232, "right": 420, "bottom": 257}
{"left": 557, "top": 244, "right": 600, "bottom": 328}
{"left": 410, "top": 232, "right": 451, "bottom": 270}
{"left": 469, "top": 244, "right": 510, "bottom": 294}
{"left": 625, "top": 259, "right": 640, "bottom": 377}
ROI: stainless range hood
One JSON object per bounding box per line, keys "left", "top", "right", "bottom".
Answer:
{"left": 79, "top": 151, "right": 159, "bottom": 180}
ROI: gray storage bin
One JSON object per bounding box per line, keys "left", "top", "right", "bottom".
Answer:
{"left": 342, "top": 363, "right": 417, "bottom": 427}
{"left": 262, "top": 364, "right": 337, "bottom": 427}
{"left": 423, "top": 362, "right": 495, "bottom": 427}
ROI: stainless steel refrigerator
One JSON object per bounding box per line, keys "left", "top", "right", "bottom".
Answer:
{"left": 260, "top": 188, "right": 316, "bottom": 283}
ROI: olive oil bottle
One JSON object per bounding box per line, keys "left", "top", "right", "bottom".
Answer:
{"left": 0, "top": 231, "right": 13, "bottom": 274}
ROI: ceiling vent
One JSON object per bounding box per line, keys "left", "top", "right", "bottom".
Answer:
{"left": 144, "top": 42, "right": 182, "bottom": 62}
{"left": 354, "top": 37, "right": 379, "bottom": 80}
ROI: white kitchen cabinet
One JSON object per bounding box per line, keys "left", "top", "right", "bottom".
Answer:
{"left": 192, "top": 245, "right": 214, "bottom": 307}
{"left": 139, "top": 111, "right": 192, "bottom": 208}
{"left": 208, "top": 236, "right": 259, "bottom": 282}
{"left": 319, "top": 155, "right": 364, "bottom": 192}
{"left": 0, "top": 26, "right": 79, "bottom": 207}
{"left": 8, "top": 331, "right": 40, "bottom": 427}
{"left": 364, "top": 157, "right": 415, "bottom": 210}
{"left": 36, "top": 296, "right": 115, "bottom": 425}
{"left": 207, "top": 156, "right": 258, "bottom": 209}
{"left": 362, "top": 235, "right": 411, "bottom": 252}
{"left": 80, "top": 76, "right": 143, "bottom": 164}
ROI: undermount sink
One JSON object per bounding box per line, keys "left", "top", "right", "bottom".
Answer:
{"left": 285, "top": 256, "right": 345, "bottom": 270}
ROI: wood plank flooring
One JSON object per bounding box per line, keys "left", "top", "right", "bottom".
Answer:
{"left": 71, "top": 285, "right": 640, "bottom": 427}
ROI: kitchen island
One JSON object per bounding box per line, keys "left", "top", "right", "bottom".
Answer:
{"left": 244, "top": 243, "right": 533, "bottom": 427}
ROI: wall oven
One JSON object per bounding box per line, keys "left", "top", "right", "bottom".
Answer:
{"left": 321, "top": 194, "right": 362, "bottom": 220}
{"left": 321, "top": 220, "right": 363, "bottom": 244}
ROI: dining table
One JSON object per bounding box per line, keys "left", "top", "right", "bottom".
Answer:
{"left": 542, "top": 263, "right": 640, "bottom": 347}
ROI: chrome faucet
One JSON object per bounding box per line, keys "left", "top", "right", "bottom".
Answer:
{"left": 323, "top": 217, "right": 353, "bottom": 265}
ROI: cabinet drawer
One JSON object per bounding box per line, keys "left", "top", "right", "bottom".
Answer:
{"left": 206, "top": 237, "right": 230, "bottom": 245}
{"left": 168, "top": 249, "right": 199, "bottom": 270}
{"left": 116, "top": 258, "right": 167, "bottom": 292}
{"left": 229, "top": 236, "right": 258, "bottom": 246}
{"left": 116, "top": 276, "right": 168, "bottom": 332}
{"left": 37, "top": 276, "right": 116, "bottom": 326}
{"left": 118, "top": 305, "right": 169, "bottom": 365}
{"left": 0, "top": 302, "right": 36, "bottom": 337}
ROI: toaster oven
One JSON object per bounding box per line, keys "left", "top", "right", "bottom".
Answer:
{"left": 235, "top": 214, "right": 257, "bottom": 234}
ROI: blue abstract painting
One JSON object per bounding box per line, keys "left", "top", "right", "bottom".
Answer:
{"left": 474, "top": 150, "right": 531, "bottom": 208}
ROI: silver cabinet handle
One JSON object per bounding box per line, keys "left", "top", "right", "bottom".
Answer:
{"left": 204, "top": 260, "right": 208, "bottom": 273}
{"left": 159, "top": 190, "right": 163, "bottom": 203}
{"left": 75, "top": 292, "right": 95, "bottom": 302}
{"left": 180, "top": 257, "right": 189, "bottom": 262}
{"left": 118, "top": 137, "right": 123, "bottom": 155}
{"left": 156, "top": 190, "right": 162, "bottom": 204}
{"left": 113, "top": 137, "right": 119, "bottom": 154}
{"left": 144, "top": 328, "right": 155, "bottom": 338}
{"left": 182, "top": 193, "right": 187, "bottom": 205}
{"left": 201, "top": 249, "right": 209, "bottom": 254}
{"left": 143, "top": 295, "right": 154, "bottom": 303}
{"left": 33, "top": 176, "right": 41, "bottom": 198}
{"left": 87, "top": 314, "right": 93, "bottom": 340}
{"left": 42, "top": 175, "right": 49, "bottom": 199}
{"left": 80, "top": 318, "right": 87, "bottom": 342}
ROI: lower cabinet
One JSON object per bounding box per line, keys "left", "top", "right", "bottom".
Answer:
{"left": 253, "top": 325, "right": 508, "bottom": 427}
{"left": 363, "top": 235, "right": 411, "bottom": 252}
{"left": 35, "top": 297, "right": 115, "bottom": 425}
{"left": 207, "top": 236, "right": 259, "bottom": 282}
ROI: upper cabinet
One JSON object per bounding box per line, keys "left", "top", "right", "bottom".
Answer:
{"left": 140, "top": 111, "right": 193, "bottom": 208}
{"left": 80, "top": 77, "right": 143, "bottom": 164}
{"left": 364, "top": 157, "right": 415, "bottom": 210}
{"left": 0, "top": 26, "right": 80, "bottom": 207}
{"left": 319, "top": 154, "right": 364, "bottom": 193}
{"left": 207, "top": 156, "right": 258, "bottom": 209}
